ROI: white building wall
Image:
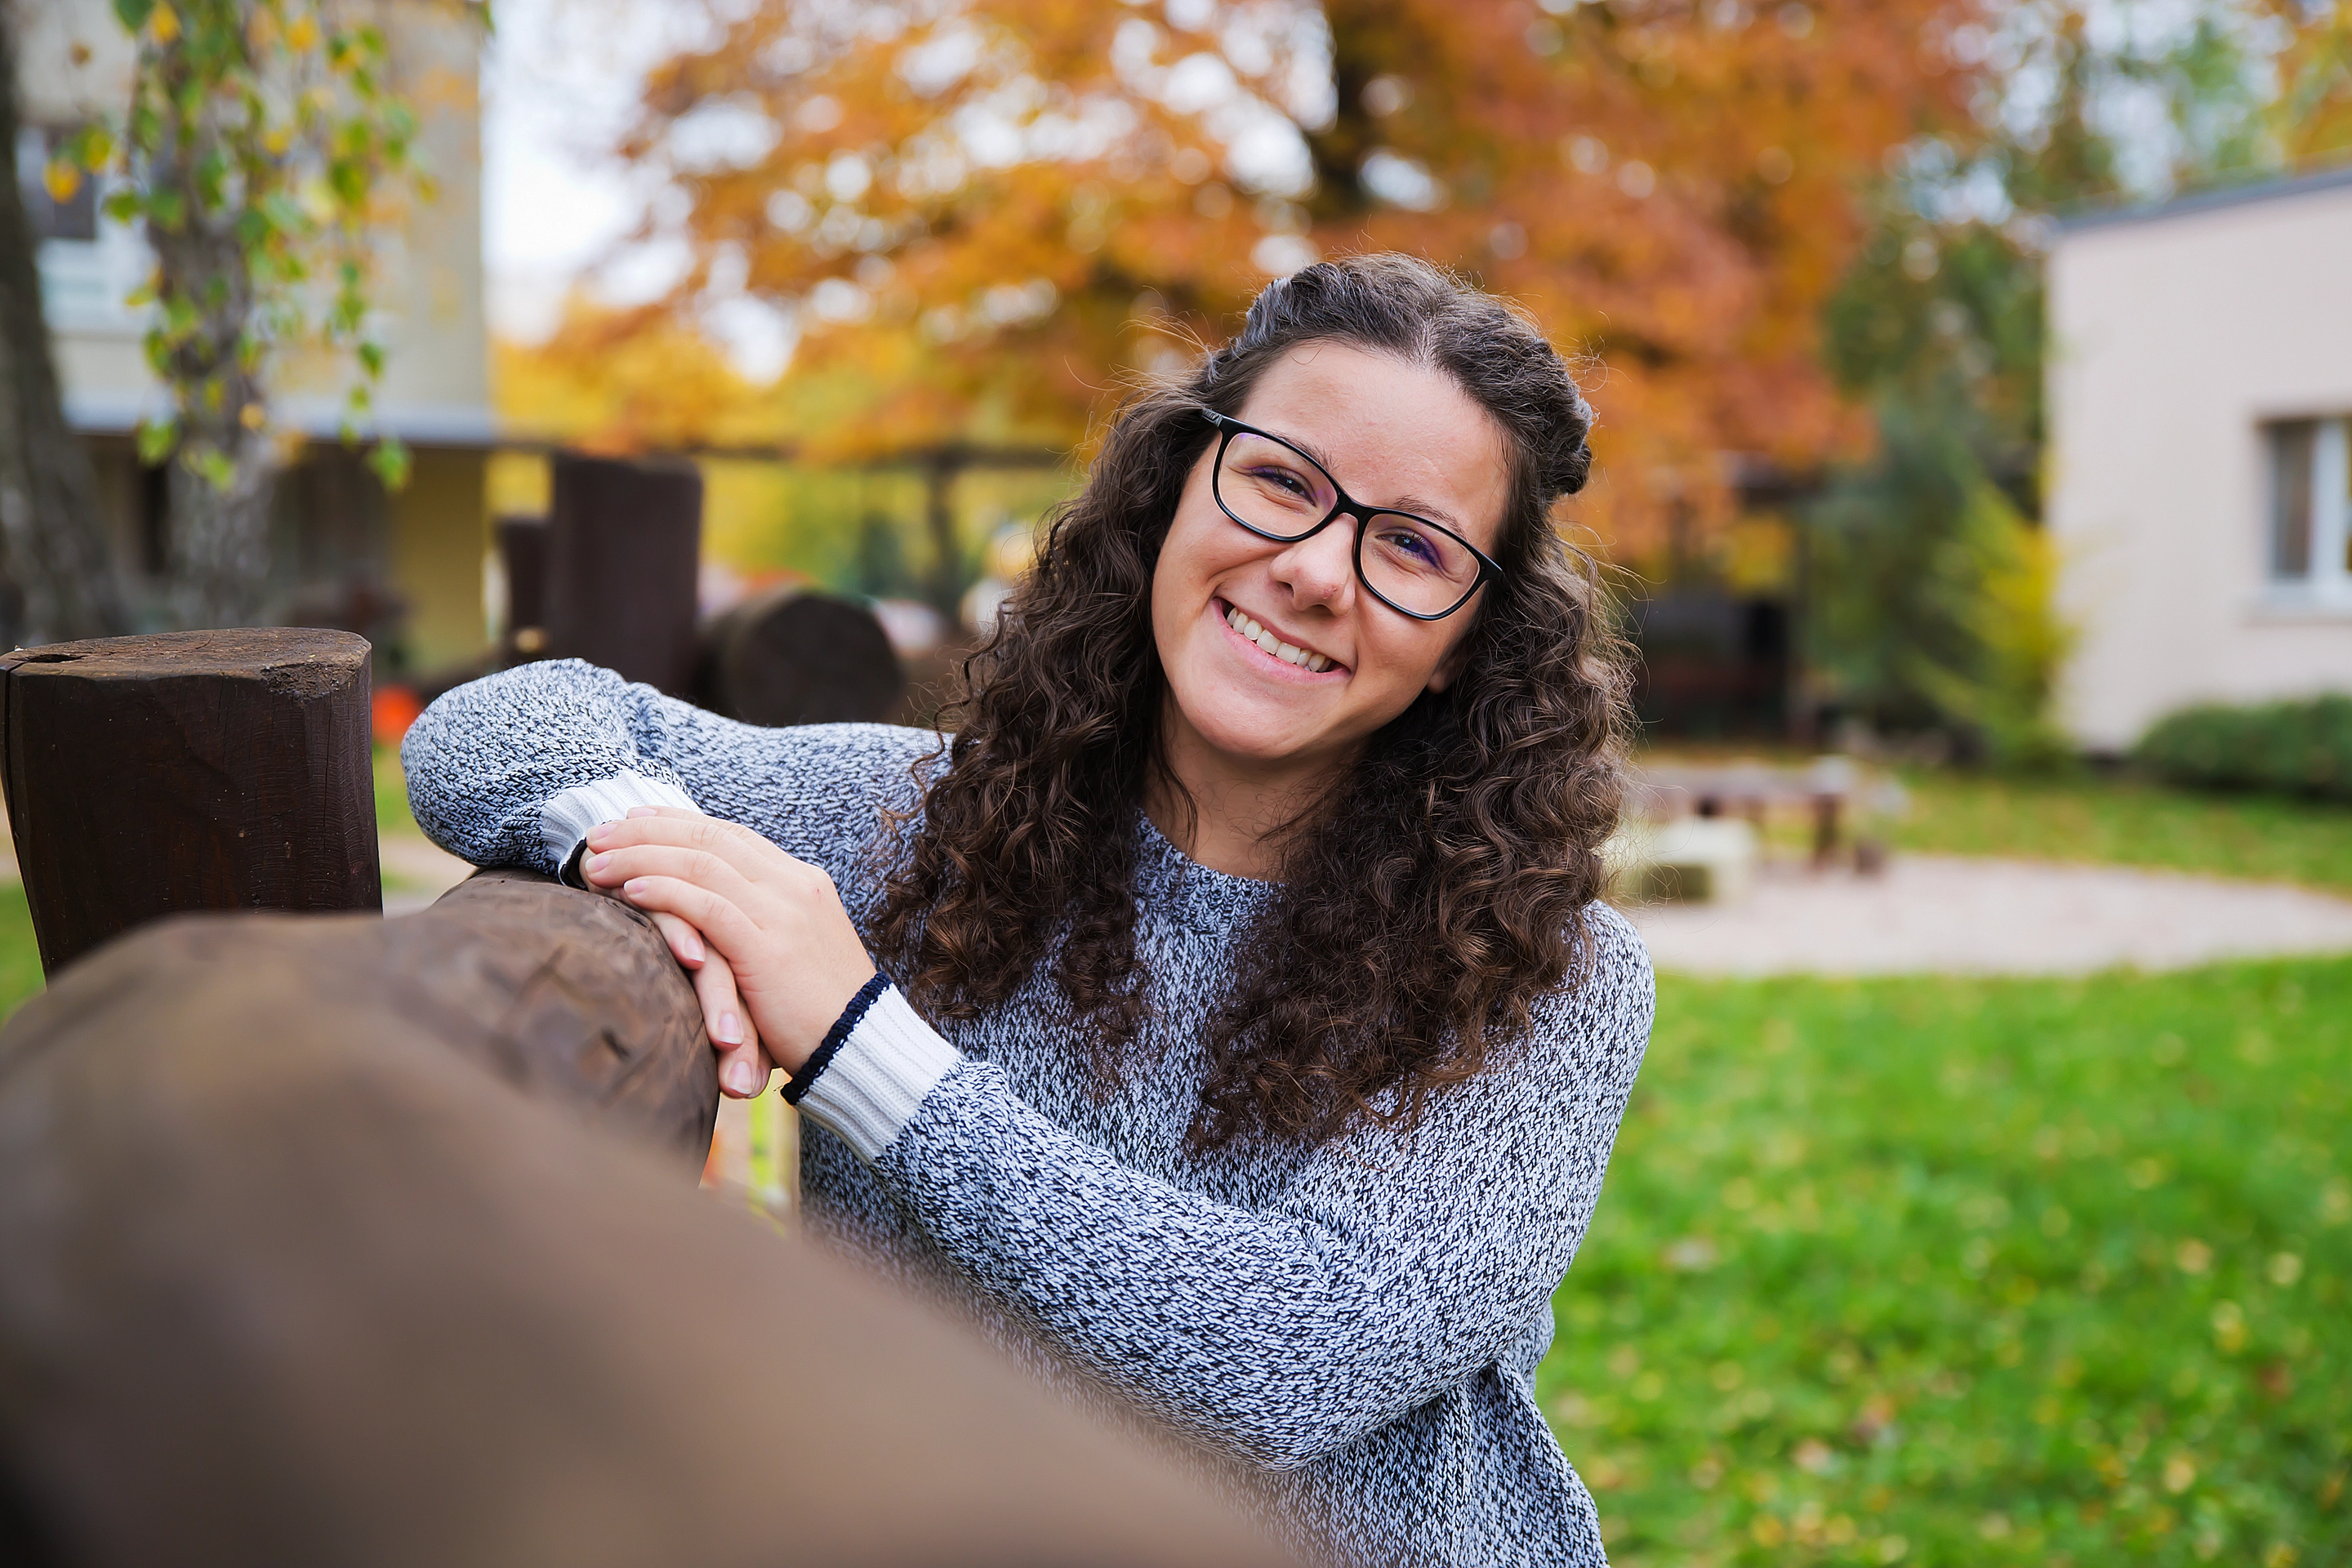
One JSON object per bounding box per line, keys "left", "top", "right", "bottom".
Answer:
{"left": 20, "top": 0, "right": 490, "bottom": 441}
{"left": 2047, "top": 172, "right": 2352, "bottom": 753}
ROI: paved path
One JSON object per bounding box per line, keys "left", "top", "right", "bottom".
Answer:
{"left": 1625, "top": 854, "right": 2352, "bottom": 978}
{"left": 380, "top": 835, "right": 479, "bottom": 915}
{"left": 19, "top": 820, "right": 2352, "bottom": 979}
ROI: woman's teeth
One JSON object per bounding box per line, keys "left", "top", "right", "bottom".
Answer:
{"left": 1225, "top": 605, "right": 1332, "bottom": 671}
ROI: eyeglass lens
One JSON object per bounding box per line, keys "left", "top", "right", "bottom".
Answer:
{"left": 1214, "top": 432, "right": 1482, "bottom": 617}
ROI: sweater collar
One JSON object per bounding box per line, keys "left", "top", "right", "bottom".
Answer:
{"left": 1132, "top": 809, "right": 1279, "bottom": 933}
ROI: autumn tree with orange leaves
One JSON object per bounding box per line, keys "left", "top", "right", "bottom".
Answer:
{"left": 559, "top": 0, "right": 1985, "bottom": 565}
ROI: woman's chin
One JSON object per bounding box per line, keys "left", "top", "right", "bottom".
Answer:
{"left": 1180, "top": 708, "right": 1347, "bottom": 772}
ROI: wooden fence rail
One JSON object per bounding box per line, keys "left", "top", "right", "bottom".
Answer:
{"left": 0, "top": 882, "right": 1286, "bottom": 1568}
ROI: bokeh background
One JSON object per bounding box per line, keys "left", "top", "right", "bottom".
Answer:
{"left": 8, "top": 1, "right": 2352, "bottom": 1565}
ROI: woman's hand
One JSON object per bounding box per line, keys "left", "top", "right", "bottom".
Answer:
{"left": 643, "top": 908, "right": 774, "bottom": 1100}
{"left": 580, "top": 808, "right": 878, "bottom": 1087}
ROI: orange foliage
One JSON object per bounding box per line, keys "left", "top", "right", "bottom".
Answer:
{"left": 555, "top": 0, "right": 1992, "bottom": 559}
{"left": 495, "top": 301, "right": 792, "bottom": 453}
{"left": 2270, "top": 1, "right": 2352, "bottom": 167}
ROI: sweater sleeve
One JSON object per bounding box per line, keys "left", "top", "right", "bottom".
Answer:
{"left": 398, "top": 659, "right": 935, "bottom": 884}
{"left": 798, "top": 908, "right": 1656, "bottom": 1472}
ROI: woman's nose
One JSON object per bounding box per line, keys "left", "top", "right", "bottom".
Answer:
{"left": 1270, "top": 519, "right": 1356, "bottom": 607}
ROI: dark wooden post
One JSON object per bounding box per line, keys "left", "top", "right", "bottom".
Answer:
{"left": 0, "top": 880, "right": 1293, "bottom": 1568}
{"left": 694, "top": 586, "right": 905, "bottom": 728}
{"left": 0, "top": 628, "right": 380, "bottom": 974}
{"left": 496, "top": 513, "right": 550, "bottom": 657}
{"left": 545, "top": 453, "right": 702, "bottom": 695}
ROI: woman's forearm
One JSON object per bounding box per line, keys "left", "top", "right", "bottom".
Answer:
{"left": 800, "top": 949, "right": 1654, "bottom": 1470}
{"left": 401, "top": 660, "right": 697, "bottom": 871}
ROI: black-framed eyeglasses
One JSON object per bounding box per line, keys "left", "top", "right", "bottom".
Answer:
{"left": 1200, "top": 410, "right": 1503, "bottom": 621}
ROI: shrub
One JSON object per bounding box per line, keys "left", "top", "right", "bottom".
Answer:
{"left": 2136, "top": 696, "right": 2352, "bottom": 803}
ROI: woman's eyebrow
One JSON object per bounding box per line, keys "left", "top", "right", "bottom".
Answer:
{"left": 1287, "top": 433, "right": 1468, "bottom": 529}
{"left": 1383, "top": 492, "right": 1466, "bottom": 529}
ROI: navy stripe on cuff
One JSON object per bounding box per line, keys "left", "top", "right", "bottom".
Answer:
{"left": 783, "top": 972, "right": 893, "bottom": 1106}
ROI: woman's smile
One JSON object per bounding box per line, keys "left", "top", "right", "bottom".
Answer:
{"left": 1215, "top": 598, "right": 1343, "bottom": 676}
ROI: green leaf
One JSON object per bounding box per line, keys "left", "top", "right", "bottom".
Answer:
{"left": 136, "top": 416, "right": 178, "bottom": 465}
{"left": 366, "top": 435, "right": 412, "bottom": 492}
{"left": 111, "top": 0, "right": 157, "bottom": 33}
{"left": 189, "top": 446, "right": 236, "bottom": 491}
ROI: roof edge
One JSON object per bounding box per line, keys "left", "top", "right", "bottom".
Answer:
{"left": 2059, "top": 159, "right": 2352, "bottom": 236}
{"left": 66, "top": 391, "right": 498, "bottom": 448}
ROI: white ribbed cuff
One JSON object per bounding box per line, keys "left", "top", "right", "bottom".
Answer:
{"left": 539, "top": 770, "right": 702, "bottom": 869}
{"left": 795, "top": 985, "right": 962, "bottom": 1162}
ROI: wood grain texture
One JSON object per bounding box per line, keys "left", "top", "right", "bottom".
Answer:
{"left": 695, "top": 586, "right": 906, "bottom": 728}
{"left": 0, "top": 882, "right": 1291, "bottom": 1568}
{"left": 0, "top": 627, "right": 381, "bottom": 974}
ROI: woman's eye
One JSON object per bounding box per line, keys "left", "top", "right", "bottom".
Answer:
{"left": 1248, "top": 464, "right": 1316, "bottom": 501}
{"left": 1376, "top": 524, "right": 1443, "bottom": 568}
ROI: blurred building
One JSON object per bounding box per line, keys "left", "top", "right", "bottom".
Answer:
{"left": 13, "top": 0, "right": 492, "bottom": 672}
{"left": 2048, "top": 165, "right": 2352, "bottom": 753}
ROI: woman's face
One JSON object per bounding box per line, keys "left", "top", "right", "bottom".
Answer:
{"left": 1151, "top": 341, "right": 1512, "bottom": 784}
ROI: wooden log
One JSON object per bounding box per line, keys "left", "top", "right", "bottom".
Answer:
{"left": 378, "top": 867, "right": 719, "bottom": 1165}
{"left": 694, "top": 586, "right": 905, "bottom": 728}
{"left": 0, "top": 628, "right": 380, "bottom": 976}
{"left": 545, "top": 454, "right": 702, "bottom": 697}
{"left": 0, "top": 889, "right": 1292, "bottom": 1568}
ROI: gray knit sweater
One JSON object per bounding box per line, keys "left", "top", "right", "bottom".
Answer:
{"left": 401, "top": 659, "right": 1655, "bottom": 1567}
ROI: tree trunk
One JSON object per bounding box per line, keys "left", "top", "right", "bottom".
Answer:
{"left": 0, "top": 14, "right": 129, "bottom": 646}
{"left": 161, "top": 429, "right": 276, "bottom": 627}
{"left": 146, "top": 29, "right": 277, "bottom": 630}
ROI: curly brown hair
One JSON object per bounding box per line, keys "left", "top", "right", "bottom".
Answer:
{"left": 869, "top": 254, "right": 1631, "bottom": 1150}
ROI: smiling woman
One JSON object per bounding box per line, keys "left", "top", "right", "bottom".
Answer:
{"left": 401, "top": 255, "right": 1655, "bottom": 1568}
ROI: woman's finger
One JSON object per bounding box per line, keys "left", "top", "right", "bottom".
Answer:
{"left": 580, "top": 841, "right": 760, "bottom": 906}
{"left": 588, "top": 809, "right": 806, "bottom": 889}
{"left": 689, "top": 949, "right": 772, "bottom": 1098}
{"left": 650, "top": 911, "right": 706, "bottom": 969}
{"left": 608, "top": 874, "right": 766, "bottom": 969}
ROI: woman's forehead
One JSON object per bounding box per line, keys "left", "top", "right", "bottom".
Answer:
{"left": 1236, "top": 343, "right": 1510, "bottom": 543}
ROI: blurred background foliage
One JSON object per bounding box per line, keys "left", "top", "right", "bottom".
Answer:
{"left": 1802, "top": 0, "right": 2352, "bottom": 762}
{"left": 497, "top": 0, "right": 2352, "bottom": 761}
{"left": 2136, "top": 695, "right": 2352, "bottom": 803}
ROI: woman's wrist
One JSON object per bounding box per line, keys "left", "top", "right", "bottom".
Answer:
{"left": 784, "top": 972, "right": 893, "bottom": 1104}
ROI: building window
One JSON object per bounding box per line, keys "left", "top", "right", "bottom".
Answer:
{"left": 13, "top": 126, "right": 98, "bottom": 243}
{"left": 2265, "top": 417, "right": 2351, "bottom": 597}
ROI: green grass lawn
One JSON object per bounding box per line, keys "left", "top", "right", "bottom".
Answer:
{"left": 2, "top": 758, "right": 2347, "bottom": 1568}
{"left": 1891, "top": 771, "right": 2352, "bottom": 897}
{"left": 376, "top": 742, "right": 419, "bottom": 839}
{"left": 0, "top": 882, "right": 42, "bottom": 1021}
{"left": 1541, "top": 958, "right": 2349, "bottom": 1567}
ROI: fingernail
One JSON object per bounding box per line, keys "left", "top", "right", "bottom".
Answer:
{"left": 627, "top": 805, "right": 660, "bottom": 818}
{"left": 624, "top": 878, "right": 648, "bottom": 897}
{"left": 679, "top": 929, "right": 704, "bottom": 962}
{"left": 582, "top": 851, "right": 604, "bottom": 875}
{"left": 725, "top": 1061, "right": 758, "bottom": 1095}
{"left": 587, "top": 822, "right": 612, "bottom": 846}
{"left": 716, "top": 1010, "right": 743, "bottom": 1045}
